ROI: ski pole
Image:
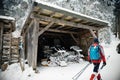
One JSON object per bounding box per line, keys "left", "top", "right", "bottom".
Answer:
{"left": 94, "top": 55, "right": 110, "bottom": 80}
{"left": 72, "top": 63, "right": 91, "bottom": 80}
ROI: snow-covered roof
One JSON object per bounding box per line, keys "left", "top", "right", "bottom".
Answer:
{"left": 0, "top": 15, "right": 15, "bottom": 21}
{"left": 34, "top": 0, "right": 109, "bottom": 27}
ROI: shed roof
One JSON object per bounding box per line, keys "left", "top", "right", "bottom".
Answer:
{"left": 22, "top": 1, "right": 109, "bottom": 36}
{"left": 34, "top": 0, "right": 109, "bottom": 28}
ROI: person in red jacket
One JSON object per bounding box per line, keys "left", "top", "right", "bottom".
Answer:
{"left": 88, "top": 38, "right": 106, "bottom": 80}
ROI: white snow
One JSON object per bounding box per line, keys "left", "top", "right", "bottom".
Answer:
{"left": 0, "top": 15, "right": 15, "bottom": 21}
{"left": 0, "top": 36, "right": 120, "bottom": 80}
{"left": 34, "top": 0, "right": 109, "bottom": 24}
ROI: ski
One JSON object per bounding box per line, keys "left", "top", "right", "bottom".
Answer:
{"left": 72, "top": 63, "right": 91, "bottom": 80}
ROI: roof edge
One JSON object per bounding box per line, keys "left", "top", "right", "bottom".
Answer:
{"left": 34, "top": 0, "right": 109, "bottom": 27}
{"left": 0, "top": 15, "right": 15, "bottom": 21}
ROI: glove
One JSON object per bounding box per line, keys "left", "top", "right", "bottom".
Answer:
{"left": 103, "top": 62, "right": 106, "bottom": 66}
{"left": 89, "top": 60, "right": 92, "bottom": 64}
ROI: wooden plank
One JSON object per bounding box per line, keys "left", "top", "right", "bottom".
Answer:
{"left": 43, "top": 32, "right": 66, "bottom": 36}
{"left": 25, "top": 20, "right": 35, "bottom": 67}
{"left": 34, "top": 14, "right": 99, "bottom": 30}
{"left": 39, "top": 28, "right": 78, "bottom": 34}
{"left": 68, "top": 27, "right": 79, "bottom": 31}
{"left": 35, "top": 2, "right": 108, "bottom": 26}
{"left": 9, "top": 24, "right": 12, "bottom": 64}
{"left": 64, "top": 16, "right": 74, "bottom": 20}
{"left": 4, "top": 23, "right": 11, "bottom": 28}
{"left": 22, "top": 20, "right": 34, "bottom": 37}
{"left": 0, "top": 22, "right": 3, "bottom": 51}
{"left": 89, "top": 29, "right": 97, "bottom": 38}
{"left": 33, "top": 6, "right": 40, "bottom": 12}
{"left": 0, "top": 22, "right": 3, "bottom": 64}
{"left": 41, "top": 9, "right": 53, "bottom": 15}
{"left": 33, "top": 19, "right": 39, "bottom": 70}
{"left": 70, "top": 33, "right": 79, "bottom": 44}
{"left": 51, "top": 12, "right": 64, "bottom": 18}
{"left": 38, "top": 22, "right": 54, "bottom": 36}
{"left": 61, "top": 26, "right": 73, "bottom": 30}
{"left": 39, "top": 20, "right": 49, "bottom": 25}
{"left": 73, "top": 18, "right": 82, "bottom": 23}
{"left": 3, "top": 21, "right": 15, "bottom": 32}
{"left": 83, "top": 22, "right": 93, "bottom": 25}
{"left": 56, "top": 25, "right": 65, "bottom": 29}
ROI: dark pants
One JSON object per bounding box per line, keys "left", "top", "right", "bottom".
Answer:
{"left": 93, "top": 63, "right": 100, "bottom": 72}
{"left": 90, "top": 63, "right": 101, "bottom": 80}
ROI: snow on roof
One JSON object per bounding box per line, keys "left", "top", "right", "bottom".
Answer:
{"left": 0, "top": 15, "right": 15, "bottom": 21}
{"left": 34, "top": 0, "right": 109, "bottom": 26}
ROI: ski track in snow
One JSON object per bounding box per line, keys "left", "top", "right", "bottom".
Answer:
{"left": 0, "top": 40, "right": 120, "bottom": 80}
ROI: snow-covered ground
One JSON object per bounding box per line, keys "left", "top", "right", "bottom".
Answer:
{"left": 0, "top": 38, "right": 120, "bottom": 80}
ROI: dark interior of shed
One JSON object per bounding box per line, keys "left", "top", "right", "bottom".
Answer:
{"left": 37, "top": 31, "right": 79, "bottom": 62}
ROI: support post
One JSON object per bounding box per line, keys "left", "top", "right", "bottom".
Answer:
{"left": 0, "top": 22, "right": 3, "bottom": 66}
{"left": 89, "top": 29, "right": 97, "bottom": 38}
{"left": 0, "top": 22, "right": 3, "bottom": 54}
{"left": 33, "top": 19, "right": 39, "bottom": 70}
{"left": 70, "top": 33, "right": 79, "bottom": 45}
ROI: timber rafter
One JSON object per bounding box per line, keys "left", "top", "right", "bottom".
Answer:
{"left": 39, "top": 27, "right": 78, "bottom": 34}
{"left": 34, "top": 14, "right": 100, "bottom": 31}
{"left": 38, "top": 22, "right": 54, "bottom": 36}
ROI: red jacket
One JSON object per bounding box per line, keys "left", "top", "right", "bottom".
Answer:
{"left": 88, "top": 43, "right": 106, "bottom": 63}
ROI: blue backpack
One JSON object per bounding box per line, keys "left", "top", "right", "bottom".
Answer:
{"left": 89, "top": 45, "right": 101, "bottom": 60}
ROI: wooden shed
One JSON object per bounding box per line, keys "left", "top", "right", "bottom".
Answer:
{"left": 0, "top": 16, "right": 16, "bottom": 66}
{"left": 21, "top": 1, "right": 109, "bottom": 70}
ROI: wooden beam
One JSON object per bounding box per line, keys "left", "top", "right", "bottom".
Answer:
{"left": 4, "top": 23, "right": 11, "bottom": 28}
{"left": 89, "top": 29, "right": 97, "bottom": 38}
{"left": 64, "top": 16, "right": 74, "bottom": 21}
{"left": 34, "top": 14, "right": 100, "bottom": 30}
{"left": 35, "top": 2, "right": 108, "bottom": 26}
{"left": 70, "top": 33, "right": 79, "bottom": 44}
{"left": 61, "top": 26, "right": 73, "bottom": 30}
{"left": 68, "top": 27, "right": 78, "bottom": 31}
{"left": 33, "top": 19, "right": 39, "bottom": 70}
{"left": 9, "top": 23, "right": 12, "bottom": 64}
{"left": 56, "top": 25, "right": 65, "bottom": 29}
{"left": 73, "top": 18, "right": 82, "bottom": 23}
{"left": 38, "top": 22, "right": 54, "bottom": 36}
{"left": 22, "top": 20, "right": 34, "bottom": 37}
{"left": 39, "top": 28, "right": 78, "bottom": 34}
{"left": 0, "top": 22, "right": 3, "bottom": 62}
{"left": 22, "top": 19, "right": 35, "bottom": 69}
{"left": 39, "top": 20, "right": 49, "bottom": 25}
{"left": 43, "top": 32, "right": 66, "bottom": 36}
{"left": 51, "top": 12, "right": 64, "bottom": 18}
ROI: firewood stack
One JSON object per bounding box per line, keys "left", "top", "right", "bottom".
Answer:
{"left": 1, "top": 24, "right": 19, "bottom": 64}
{"left": 1, "top": 24, "right": 12, "bottom": 64}
{"left": 11, "top": 38, "right": 19, "bottom": 63}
